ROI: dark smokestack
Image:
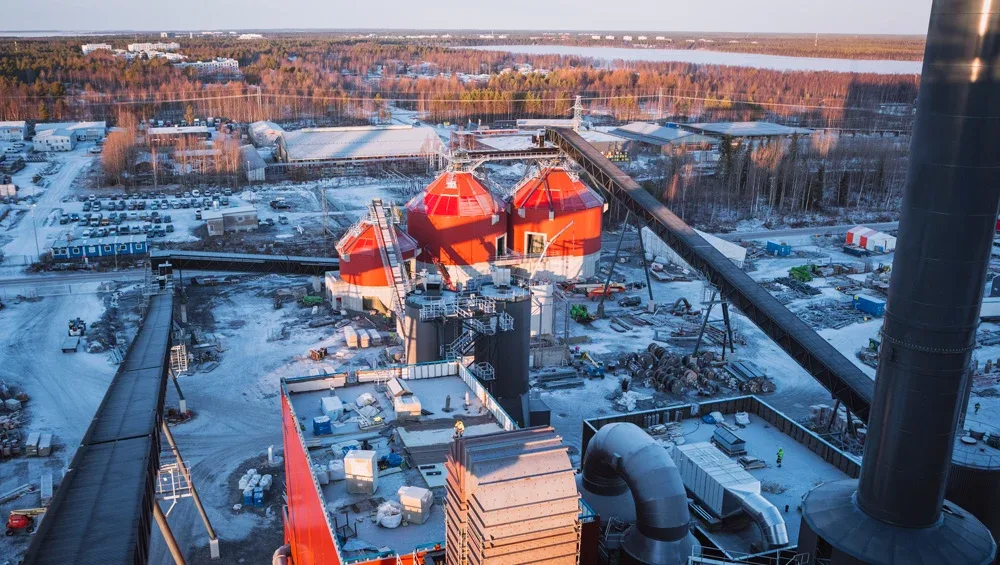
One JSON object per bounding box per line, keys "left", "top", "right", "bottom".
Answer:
{"left": 856, "top": 0, "right": 1000, "bottom": 528}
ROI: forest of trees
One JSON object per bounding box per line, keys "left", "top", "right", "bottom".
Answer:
{"left": 0, "top": 37, "right": 919, "bottom": 131}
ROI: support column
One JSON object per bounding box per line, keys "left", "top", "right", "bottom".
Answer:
{"left": 161, "top": 421, "right": 220, "bottom": 559}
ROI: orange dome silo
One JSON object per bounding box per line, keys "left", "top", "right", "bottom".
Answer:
{"left": 406, "top": 171, "right": 507, "bottom": 282}
{"left": 508, "top": 167, "right": 604, "bottom": 279}
{"left": 336, "top": 219, "right": 418, "bottom": 287}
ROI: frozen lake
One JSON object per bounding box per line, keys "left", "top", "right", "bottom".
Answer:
{"left": 462, "top": 45, "right": 923, "bottom": 75}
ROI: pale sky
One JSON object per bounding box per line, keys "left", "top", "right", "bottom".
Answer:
{"left": 4, "top": 0, "right": 932, "bottom": 35}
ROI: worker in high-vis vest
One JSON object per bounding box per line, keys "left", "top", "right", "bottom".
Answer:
{"left": 454, "top": 420, "right": 465, "bottom": 438}
{"left": 776, "top": 448, "right": 785, "bottom": 468}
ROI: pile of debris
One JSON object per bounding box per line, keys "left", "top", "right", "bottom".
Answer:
{"left": 722, "top": 361, "right": 776, "bottom": 394}
{"left": 0, "top": 382, "right": 29, "bottom": 459}
{"left": 619, "top": 344, "right": 731, "bottom": 397}
{"left": 795, "top": 300, "right": 868, "bottom": 330}
{"left": 864, "top": 265, "right": 892, "bottom": 295}
{"left": 972, "top": 357, "right": 1000, "bottom": 390}
{"left": 759, "top": 281, "right": 797, "bottom": 305}
{"left": 773, "top": 276, "right": 822, "bottom": 297}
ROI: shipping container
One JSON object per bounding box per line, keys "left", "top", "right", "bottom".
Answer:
{"left": 320, "top": 396, "right": 344, "bottom": 420}
{"left": 38, "top": 433, "right": 52, "bottom": 457}
{"left": 25, "top": 432, "right": 40, "bottom": 457}
{"left": 853, "top": 295, "right": 886, "bottom": 316}
{"left": 765, "top": 240, "right": 791, "bottom": 257}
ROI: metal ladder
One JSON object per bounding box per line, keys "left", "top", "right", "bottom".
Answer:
{"left": 370, "top": 198, "right": 410, "bottom": 318}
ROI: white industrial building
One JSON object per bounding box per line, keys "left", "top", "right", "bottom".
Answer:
{"left": 33, "top": 129, "right": 76, "bottom": 152}
{"left": 0, "top": 121, "right": 26, "bottom": 141}
{"left": 173, "top": 58, "right": 239, "bottom": 75}
{"left": 127, "top": 42, "right": 180, "bottom": 52}
{"left": 275, "top": 125, "right": 444, "bottom": 164}
{"left": 641, "top": 226, "right": 747, "bottom": 269}
{"left": 240, "top": 145, "right": 267, "bottom": 182}
{"left": 250, "top": 121, "right": 284, "bottom": 146}
{"left": 35, "top": 121, "right": 107, "bottom": 142}
{"left": 81, "top": 43, "right": 113, "bottom": 55}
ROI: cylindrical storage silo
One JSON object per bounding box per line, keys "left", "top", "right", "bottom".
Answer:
{"left": 336, "top": 219, "right": 418, "bottom": 312}
{"left": 946, "top": 423, "right": 1000, "bottom": 545}
{"left": 406, "top": 171, "right": 507, "bottom": 285}
{"left": 474, "top": 283, "right": 531, "bottom": 424}
{"left": 508, "top": 167, "right": 603, "bottom": 280}
{"left": 530, "top": 284, "right": 555, "bottom": 337}
{"left": 403, "top": 290, "right": 460, "bottom": 364}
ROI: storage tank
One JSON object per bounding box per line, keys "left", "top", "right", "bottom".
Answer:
{"left": 473, "top": 280, "right": 531, "bottom": 424}
{"left": 336, "top": 218, "right": 418, "bottom": 288}
{"left": 406, "top": 171, "right": 506, "bottom": 284}
{"left": 402, "top": 289, "right": 462, "bottom": 364}
{"left": 508, "top": 167, "right": 603, "bottom": 280}
{"left": 946, "top": 421, "right": 1000, "bottom": 545}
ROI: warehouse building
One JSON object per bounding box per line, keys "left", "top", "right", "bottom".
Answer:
{"left": 250, "top": 121, "right": 284, "bottom": 146}
{"left": 33, "top": 129, "right": 76, "bottom": 152}
{"left": 682, "top": 121, "right": 814, "bottom": 140}
{"left": 35, "top": 121, "right": 107, "bottom": 142}
{"left": 0, "top": 121, "right": 26, "bottom": 141}
{"left": 148, "top": 125, "right": 211, "bottom": 144}
{"left": 241, "top": 145, "right": 267, "bottom": 182}
{"left": 203, "top": 205, "right": 259, "bottom": 236}
{"left": 274, "top": 125, "right": 444, "bottom": 171}
{"left": 611, "top": 122, "right": 717, "bottom": 150}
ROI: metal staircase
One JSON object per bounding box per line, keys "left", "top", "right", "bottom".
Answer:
{"left": 369, "top": 198, "right": 411, "bottom": 319}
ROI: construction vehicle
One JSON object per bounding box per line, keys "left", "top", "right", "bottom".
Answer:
{"left": 68, "top": 318, "right": 86, "bottom": 336}
{"left": 299, "top": 296, "right": 323, "bottom": 307}
{"left": 580, "top": 352, "right": 606, "bottom": 378}
{"left": 570, "top": 304, "right": 595, "bottom": 324}
{"left": 269, "top": 198, "right": 290, "bottom": 210}
{"left": 6, "top": 508, "right": 44, "bottom": 536}
{"left": 308, "top": 348, "right": 328, "bottom": 361}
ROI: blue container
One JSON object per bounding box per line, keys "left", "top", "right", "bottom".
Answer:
{"left": 253, "top": 487, "right": 265, "bottom": 507}
{"left": 312, "top": 416, "right": 332, "bottom": 436}
{"left": 766, "top": 240, "right": 791, "bottom": 257}
{"left": 853, "top": 295, "right": 886, "bottom": 316}
{"left": 242, "top": 487, "right": 253, "bottom": 506}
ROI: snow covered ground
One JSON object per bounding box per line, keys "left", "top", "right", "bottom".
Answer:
{"left": 0, "top": 285, "right": 121, "bottom": 561}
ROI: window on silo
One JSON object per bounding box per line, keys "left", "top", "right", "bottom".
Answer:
{"left": 526, "top": 232, "right": 547, "bottom": 255}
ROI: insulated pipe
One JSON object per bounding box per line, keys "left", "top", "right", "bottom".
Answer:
{"left": 856, "top": 0, "right": 1000, "bottom": 528}
{"left": 729, "top": 490, "right": 789, "bottom": 549}
{"left": 581, "top": 422, "right": 699, "bottom": 565}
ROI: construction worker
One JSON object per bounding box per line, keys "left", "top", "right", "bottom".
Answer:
{"left": 975, "top": 402, "right": 982, "bottom": 415}
{"left": 776, "top": 448, "right": 785, "bottom": 468}
{"left": 454, "top": 420, "right": 465, "bottom": 438}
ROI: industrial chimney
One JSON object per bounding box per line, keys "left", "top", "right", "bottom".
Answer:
{"left": 799, "top": 0, "right": 1000, "bottom": 562}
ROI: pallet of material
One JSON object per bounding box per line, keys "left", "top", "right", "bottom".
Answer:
{"left": 61, "top": 336, "right": 80, "bottom": 353}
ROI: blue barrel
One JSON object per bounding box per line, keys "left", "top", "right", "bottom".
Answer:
{"left": 253, "top": 486, "right": 265, "bottom": 507}
{"left": 243, "top": 487, "right": 253, "bottom": 506}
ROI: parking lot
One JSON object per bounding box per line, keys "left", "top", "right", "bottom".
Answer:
{"left": 65, "top": 189, "right": 238, "bottom": 240}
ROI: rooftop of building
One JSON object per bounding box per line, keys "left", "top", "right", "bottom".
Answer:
{"left": 583, "top": 395, "right": 858, "bottom": 560}
{"left": 336, "top": 217, "right": 418, "bottom": 258}
{"left": 406, "top": 171, "right": 503, "bottom": 217}
{"left": 611, "top": 122, "right": 718, "bottom": 146}
{"left": 148, "top": 125, "right": 210, "bottom": 135}
{"left": 683, "top": 121, "right": 814, "bottom": 138}
{"left": 35, "top": 121, "right": 107, "bottom": 132}
{"left": 201, "top": 205, "right": 257, "bottom": 220}
{"left": 282, "top": 363, "right": 515, "bottom": 562}
{"left": 51, "top": 234, "right": 148, "bottom": 248}
{"left": 511, "top": 167, "right": 604, "bottom": 212}
{"left": 279, "top": 125, "right": 444, "bottom": 162}
{"left": 240, "top": 145, "right": 267, "bottom": 169}
{"left": 0, "top": 121, "right": 26, "bottom": 128}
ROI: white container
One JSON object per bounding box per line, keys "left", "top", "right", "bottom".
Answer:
{"left": 38, "top": 433, "right": 52, "bottom": 457}
{"left": 328, "top": 459, "right": 346, "bottom": 481}
{"left": 398, "top": 486, "right": 433, "bottom": 524}
{"left": 345, "top": 450, "right": 378, "bottom": 494}
{"left": 393, "top": 395, "right": 422, "bottom": 421}
{"left": 314, "top": 465, "right": 330, "bottom": 485}
{"left": 359, "top": 331, "right": 370, "bottom": 349}
{"left": 25, "top": 432, "right": 40, "bottom": 456}
{"left": 4, "top": 398, "right": 22, "bottom": 411}
{"left": 344, "top": 326, "right": 359, "bottom": 348}
{"left": 260, "top": 474, "right": 273, "bottom": 491}
{"left": 239, "top": 477, "right": 249, "bottom": 491}
{"left": 320, "top": 396, "right": 344, "bottom": 420}
{"left": 368, "top": 330, "right": 382, "bottom": 346}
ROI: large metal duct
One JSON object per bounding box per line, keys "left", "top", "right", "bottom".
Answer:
{"left": 729, "top": 489, "right": 789, "bottom": 549}
{"left": 580, "top": 423, "right": 699, "bottom": 565}
{"left": 799, "top": 0, "right": 999, "bottom": 562}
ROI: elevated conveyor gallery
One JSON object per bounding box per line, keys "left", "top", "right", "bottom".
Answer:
{"left": 546, "top": 127, "right": 874, "bottom": 422}
{"left": 23, "top": 293, "right": 175, "bottom": 565}
{"left": 150, "top": 249, "right": 339, "bottom": 276}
